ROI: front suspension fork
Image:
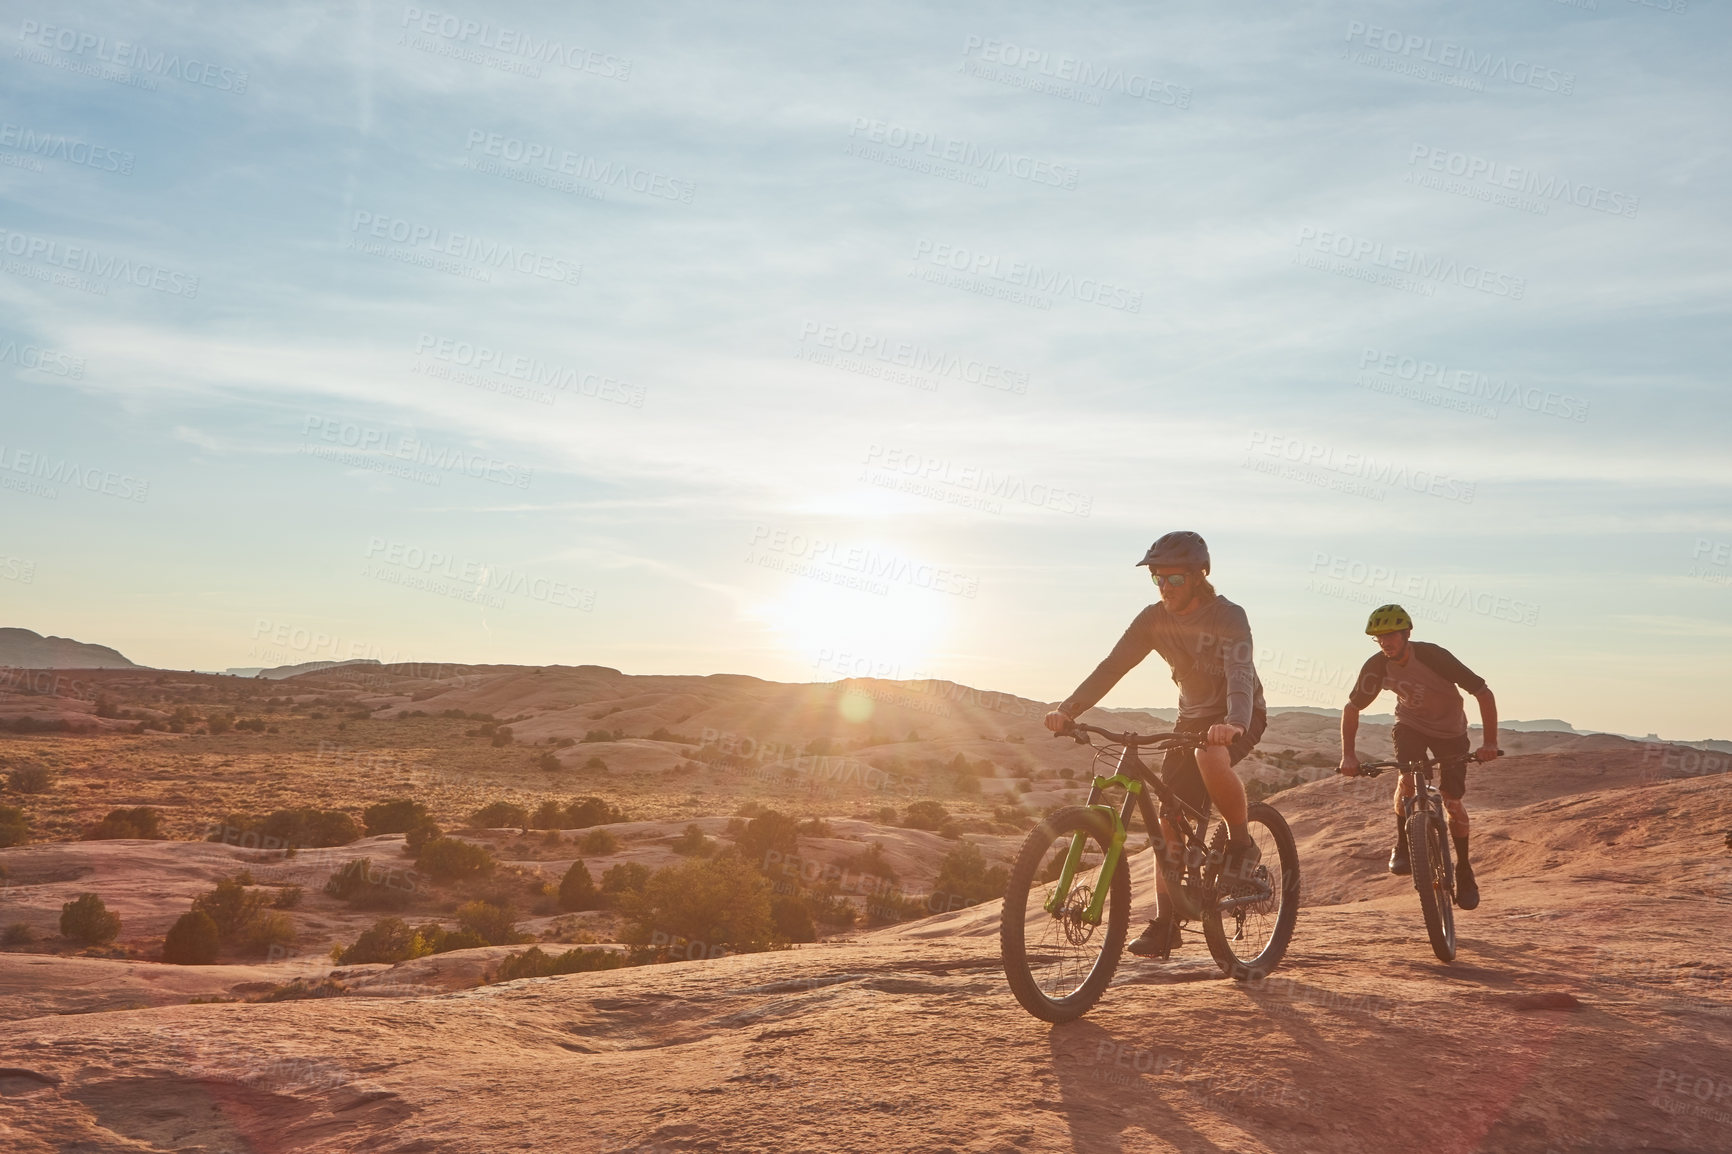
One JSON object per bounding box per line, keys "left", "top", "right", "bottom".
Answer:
{"left": 1043, "top": 775, "right": 1143, "bottom": 924}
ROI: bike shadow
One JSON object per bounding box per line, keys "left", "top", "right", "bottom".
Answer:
{"left": 1043, "top": 1018, "right": 1240, "bottom": 1154}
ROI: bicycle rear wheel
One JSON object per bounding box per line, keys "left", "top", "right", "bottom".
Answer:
{"left": 1000, "top": 806, "right": 1130, "bottom": 1023}
{"left": 1407, "top": 809, "right": 1456, "bottom": 962}
{"left": 1201, "top": 802, "right": 1300, "bottom": 980}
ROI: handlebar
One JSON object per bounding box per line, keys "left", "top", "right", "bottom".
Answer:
{"left": 1353, "top": 749, "right": 1502, "bottom": 778}
{"left": 1055, "top": 721, "right": 1205, "bottom": 750}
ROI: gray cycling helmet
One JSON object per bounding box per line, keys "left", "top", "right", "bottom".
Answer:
{"left": 1136, "top": 530, "right": 1210, "bottom": 572}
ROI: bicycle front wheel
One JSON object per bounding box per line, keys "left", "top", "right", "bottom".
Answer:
{"left": 1201, "top": 802, "right": 1301, "bottom": 980}
{"left": 1408, "top": 809, "right": 1456, "bottom": 962}
{"left": 1000, "top": 806, "right": 1130, "bottom": 1023}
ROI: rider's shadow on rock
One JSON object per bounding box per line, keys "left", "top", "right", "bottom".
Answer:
{"left": 1045, "top": 1019, "right": 1236, "bottom": 1154}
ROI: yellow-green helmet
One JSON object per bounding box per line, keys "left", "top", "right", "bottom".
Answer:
{"left": 1366, "top": 604, "right": 1414, "bottom": 635}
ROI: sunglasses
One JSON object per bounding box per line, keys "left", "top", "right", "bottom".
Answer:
{"left": 1150, "top": 571, "right": 1191, "bottom": 588}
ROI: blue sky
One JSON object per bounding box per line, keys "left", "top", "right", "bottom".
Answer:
{"left": 2, "top": 1, "right": 1727, "bottom": 739}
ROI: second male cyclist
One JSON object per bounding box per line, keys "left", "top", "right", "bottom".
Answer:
{"left": 1337, "top": 604, "right": 1500, "bottom": 910}
{"left": 1043, "top": 531, "right": 1267, "bottom": 959}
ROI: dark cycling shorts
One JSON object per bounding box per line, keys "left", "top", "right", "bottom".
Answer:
{"left": 1160, "top": 711, "right": 1265, "bottom": 823}
{"left": 1393, "top": 723, "right": 1472, "bottom": 799}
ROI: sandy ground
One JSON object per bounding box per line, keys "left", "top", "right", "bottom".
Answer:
{"left": 1, "top": 744, "right": 1727, "bottom": 1152}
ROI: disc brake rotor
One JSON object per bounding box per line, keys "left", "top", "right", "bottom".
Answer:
{"left": 1058, "top": 884, "right": 1097, "bottom": 946}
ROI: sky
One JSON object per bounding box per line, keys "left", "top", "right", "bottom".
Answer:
{"left": 1, "top": 1, "right": 1728, "bottom": 740}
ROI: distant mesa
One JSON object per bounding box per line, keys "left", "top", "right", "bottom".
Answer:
{"left": 0, "top": 627, "right": 140, "bottom": 669}
{"left": 224, "top": 658, "right": 384, "bottom": 680}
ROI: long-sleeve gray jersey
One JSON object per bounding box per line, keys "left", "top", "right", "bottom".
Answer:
{"left": 1058, "top": 595, "right": 1265, "bottom": 730}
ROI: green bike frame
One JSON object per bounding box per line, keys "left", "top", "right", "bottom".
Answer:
{"left": 1042, "top": 773, "right": 1144, "bottom": 924}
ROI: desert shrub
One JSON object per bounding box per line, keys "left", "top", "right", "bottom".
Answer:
{"left": 531, "top": 800, "right": 565, "bottom": 830}
{"left": 415, "top": 922, "right": 487, "bottom": 954}
{"left": 490, "top": 726, "right": 514, "bottom": 747}
{"left": 671, "top": 824, "right": 714, "bottom": 857}
{"left": 324, "top": 859, "right": 415, "bottom": 910}
{"left": 272, "top": 885, "right": 303, "bottom": 910}
{"left": 416, "top": 837, "right": 495, "bottom": 881}
{"left": 930, "top": 841, "right": 1008, "bottom": 910}
{"left": 85, "top": 806, "right": 165, "bottom": 840}
{"left": 620, "top": 854, "right": 776, "bottom": 957}
{"left": 843, "top": 842, "right": 897, "bottom": 882}
{"left": 581, "top": 756, "right": 607, "bottom": 772}
{"left": 7, "top": 765, "right": 52, "bottom": 794}
{"left": 404, "top": 816, "right": 442, "bottom": 853}
{"left": 193, "top": 878, "right": 270, "bottom": 942}
{"left": 335, "top": 917, "right": 432, "bottom": 965}
{"left": 468, "top": 801, "right": 529, "bottom": 829}
{"left": 494, "top": 946, "right": 629, "bottom": 982}
{"left": 901, "top": 801, "right": 950, "bottom": 831}
{"left": 162, "top": 911, "right": 221, "bottom": 964}
{"left": 363, "top": 798, "right": 432, "bottom": 836}
{"left": 558, "top": 860, "right": 600, "bottom": 911}
{"left": 0, "top": 805, "right": 27, "bottom": 847}
{"left": 248, "top": 977, "right": 345, "bottom": 1002}
{"left": 872, "top": 805, "right": 898, "bottom": 825}
{"left": 235, "top": 718, "right": 267, "bottom": 733}
{"left": 795, "top": 817, "right": 831, "bottom": 837}
{"left": 600, "top": 862, "right": 650, "bottom": 905}
{"left": 209, "top": 808, "right": 360, "bottom": 849}
{"left": 565, "top": 796, "right": 625, "bottom": 828}
{"left": 770, "top": 894, "right": 816, "bottom": 943}
{"left": 60, "top": 893, "right": 121, "bottom": 945}
{"left": 455, "top": 900, "right": 525, "bottom": 946}
{"left": 535, "top": 751, "right": 562, "bottom": 772}
{"left": 3, "top": 922, "right": 35, "bottom": 945}
{"left": 242, "top": 912, "right": 295, "bottom": 954}
{"left": 734, "top": 809, "right": 799, "bottom": 866}
{"left": 207, "top": 712, "right": 234, "bottom": 734}
{"left": 579, "top": 828, "right": 619, "bottom": 855}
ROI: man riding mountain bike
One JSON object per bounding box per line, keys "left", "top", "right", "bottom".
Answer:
{"left": 1043, "top": 531, "right": 1268, "bottom": 959}
{"left": 1337, "top": 604, "right": 1500, "bottom": 910}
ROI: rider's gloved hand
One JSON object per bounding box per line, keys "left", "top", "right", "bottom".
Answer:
{"left": 1043, "top": 710, "right": 1074, "bottom": 734}
{"left": 1206, "top": 723, "right": 1243, "bottom": 747}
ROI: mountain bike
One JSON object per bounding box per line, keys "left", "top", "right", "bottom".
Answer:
{"left": 1354, "top": 750, "right": 1499, "bottom": 963}
{"left": 999, "top": 723, "right": 1300, "bottom": 1022}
